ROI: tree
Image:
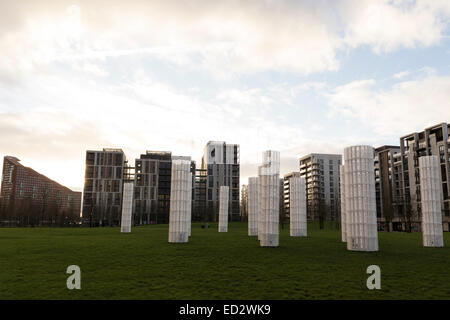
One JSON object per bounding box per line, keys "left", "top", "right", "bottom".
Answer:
{"left": 383, "top": 204, "right": 394, "bottom": 232}
{"left": 279, "top": 198, "right": 286, "bottom": 230}
{"left": 318, "top": 198, "right": 327, "bottom": 230}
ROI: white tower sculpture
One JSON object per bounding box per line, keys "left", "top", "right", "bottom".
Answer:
{"left": 344, "top": 145, "right": 378, "bottom": 252}
{"left": 168, "top": 158, "right": 191, "bottom": 243}
{"left": 258, "top": 150, "right": 280, "bottom": 247}
{"left": 248, "top": 177, "right": 259, "bottom": 236}
{"left": 339, "top": 165, "right": 347, "bottom": 242}
{"left": 218, "top": 186, "right": 229, "bottom": 232}
{"left": 120, "top": 181, "right": 133, "bottom": 233}
{"left": 290, "top": 176, "right": 307, "bottom": 237}
{"left": 188, "top": 172, "right": 193, "bottom": 237}
{"left": 419, "top": 156, "right": 444, "bottom": 247}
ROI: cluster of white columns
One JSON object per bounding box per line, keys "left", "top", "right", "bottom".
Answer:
{"left": 168, "top": 159, "right": 191, "bottom": 243}
{"left": 247, "top": 177, "right": 259, "bottom": 236}
{"left": 120, "top": 181, "right": 134, "bottom": 233}
{"left": 258, "top": 150, "right": 280, "bottom": 247}
{"left": 289, "top": 176, "right": 307, "bottom": 237}
{"left": 218, "top": 186, "right": 229, "bottom": 232}
{"left": 419, "top": 156, "right": 444, "bottom": 247}
{"left": 344, "top": 145, "right": 378, "bottom": 252}
{"left": 339, "top": 165, "right": 347, "bottom": 242}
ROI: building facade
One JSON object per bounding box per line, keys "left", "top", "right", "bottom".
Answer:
{"left": 194, "top": 168, "right": 208, "bottom": 222}
{"left": 299, "top": 153, "right": 342, "bottom": 222}
{"left": 134, "top": 152, "right": 195, "bottom": 225}
{"left": 0, "top": 156, "right": 81, "bottom": 226}
{"left": 82, "top": 148, "right": 127, "bottom": 226}
{"left": 398, "top": 123, "right": 450, "bottom": 231}
{"left": 283, "top": 172, "right": 302, "bottom": 219}
{"left": 134, "top": 151, "right": 171, "bottom": 225}
{"left": 374, "top": 145, "right": 401, "bottom": 231}
{"left": 201, "top": 141, "right": 240, "bottom": 221}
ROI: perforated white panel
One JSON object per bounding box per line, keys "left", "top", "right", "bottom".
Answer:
{"left": 218, "top": 186, "right": 229, "bottom": 232}
{"left": 340, "top": 165, "right": 347, "bottom": 242}
{"left": 344, "top": 145, "right": 378, "bottom": 252}
{"left": 419, "top": 156, "right": 444, "bottom": 247}
{"left": 248, "top": 177, "right": 259, "bottom": 236}
{"left": 258, "top": 150, "right": 280, "bottom": 247}
{"left": 168, "top": 159, "right": 191, "bottom": 243}
{"left": 289, "top": 176, "right": 307, "bottom": 237}
{"left": 120, "top": 182, "right": 133, "bottom": 233}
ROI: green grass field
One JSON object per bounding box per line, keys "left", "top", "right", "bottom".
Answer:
{"left": 0, "top": 222, "right": 449, "bottom": 300}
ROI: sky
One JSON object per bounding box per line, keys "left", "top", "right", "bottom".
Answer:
{"left": 1, "top": 0, "right": 450, "bottom": 192}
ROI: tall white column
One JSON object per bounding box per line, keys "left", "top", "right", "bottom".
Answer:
{"left": 168, "top": 159, "right": 190, "bottom": 243}
{"left": 218, "top": 186, "right": 229, "bottom": 232}
{"left": 120, "top": 181, "right": 133, "bottom": 233}
{"left": 340, "top": 165, "right": 347, "bottom": 242}
{"left": 258, "top": 150, "right": 280, "bottom": 247}
{"left": 188, "top": 172, "right": 192, "bottom": 237}
{"left": 290, "top": 176, "right": 307, "bottom": 237}
{"left": 248, "top": 177, "right": 259, "bottom": 236}
{"left": 419, "top": 156, "right": 444, "bottom": 247}
{"left": 344, "top": 145, "right": 378, "bottom": 252}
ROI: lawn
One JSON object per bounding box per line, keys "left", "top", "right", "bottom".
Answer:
{"left": 0, "top": 222, "right": 449, "bottom": 300}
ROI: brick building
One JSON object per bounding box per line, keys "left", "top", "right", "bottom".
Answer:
{"left": 0, "top": 156, "right": 81, "bottom": 226}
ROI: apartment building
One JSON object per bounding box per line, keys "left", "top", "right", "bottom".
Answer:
{"left": 374, "top": 145, "right": 401, "bottom": 231}
{"left": 299, "top": 154, "right": 342, "bottom": 222}
{"left": 0, "top": 156, "right": 81, "bottom": 226}
{"left": 134, "top": 151, "right": 195, "bottom": 225}
{"left": 194, "top": 168, "right": 208, "bottom": 221}
{"left": 398, "top": 123, "right": 450, "bottom": 231}
{"left": 201, "top": 141, "right": 240, "bottom": 221}
{"left": 82, "top": 148, "right": 127, "bottom": 226}
{"left": 283, "top": 172, "right": 302, "bottom": 219}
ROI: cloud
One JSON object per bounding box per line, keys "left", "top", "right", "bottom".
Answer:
{"left": 1, "top": 0, "right": 450, "bottom": 190}
{"left": 0, "top": 0, "right": 343, "bottom": 80}
{"left": 326, "top": 74, "right": 450, "bottom": 136}
{"left": 2, "top": 0, "right": 449, "bottom": 81}
{"left": 0, "top": 111, "right": 111, "bottom": 191}
{"left": 393, "top": 70, "right": 410, "bottom": 79}
{"left": 341, "top": 0, "right": 450, "bottom": 53}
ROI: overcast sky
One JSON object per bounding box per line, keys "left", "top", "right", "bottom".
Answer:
{"left": 1, "top": 0, "right": 450, "bottom": 191}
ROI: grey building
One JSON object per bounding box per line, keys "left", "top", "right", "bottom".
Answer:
{"left": 374, "top": 145, "right": 401, "bottom": 231}
{"left": 299, "top": 153, "right": 342, "bottom": 222}
{"left": 82, "top": 148, "right": 127, "bottom": 226}
{"left": 134, "top": 151, "right": 195, "bottom": 225}
{"left": 194, "top": 168, "right": 208, "bottom": 222}
{"left": 283, "top": 172, "right": 301, "bottom": 219}
{"left": 398, "top": 123, "right": 450, "bottom": 232}
{"left": 201, "top": 141, "right": 240, "bottom": 221}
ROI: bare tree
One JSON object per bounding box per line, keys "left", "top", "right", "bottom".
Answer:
{"left": 318, "top": 198, "right": 327, "bottom": 230}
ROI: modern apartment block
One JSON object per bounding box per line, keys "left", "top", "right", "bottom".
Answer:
{"left": 0, "top": 156, "right": 81, "bottom": 226}
{"left": 398, "top": 123, "right": 450, "bottom": 231}
{"left": 134, "top": 151, "right": 195, "bottom": 225}
{"left": 82, "top": 148, "right": 127, "bottom": 226}
{"left": 194, "top": 168, "right": 208, "bottom": 221}
{"left": 201, "top": 141, "right": 240, "bottom": 221}
{"left": 374, "top": 145, "right": 401, "bottom": 231}
{"left": 299, "top": 153, "right": 342, "bottom": 222}
{"left": 134, "top": 151, "right": 171, "bottom": 225}
{"left": 283, "top": 172, "right": 301, "bottom": 219}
